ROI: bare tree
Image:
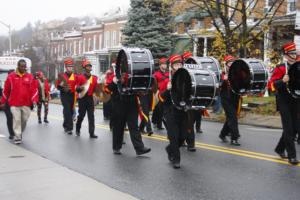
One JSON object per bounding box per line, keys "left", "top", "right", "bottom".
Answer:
{"left": 169, "top": 0, "right": 285, "bottom": 57}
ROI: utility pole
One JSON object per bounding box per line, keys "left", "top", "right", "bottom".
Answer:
{"left": 0, "top": 20, "right": 12, "bottom": 56}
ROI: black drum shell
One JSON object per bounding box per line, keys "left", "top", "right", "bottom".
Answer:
{"left": 185, "top": 57, "right": 221, "bottom": 82}
{"left": 288, "top": 61, "right": 300, "bottom": 98}
{"left": 171, "top": 67, "right": 217, "bottom": 109}
{"left": 116, "top": 47, "right": 154, "bottom": 94}
{"left": 229, "top": 59, "right": 268, "bottom": 95}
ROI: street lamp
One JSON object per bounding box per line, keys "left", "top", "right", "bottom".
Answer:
{"left": 0, "top": 20, "right": 12, "bottom": 56}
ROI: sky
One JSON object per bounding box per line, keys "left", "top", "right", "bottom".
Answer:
{"left": 0, "top": 0, "right": 130, "bottom": 36}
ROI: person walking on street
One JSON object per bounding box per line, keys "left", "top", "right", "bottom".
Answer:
{"left": 0, "top": 59, "right": 38, "bottom": 144}
{"left": 35, "top": 71, "right": 50, "bottom": 124}
{"left": 75, "top": 59, "right": 98, "bottom": 139}
{"left": 56, "top": 58, "right": 78, "bottom": 135}
{"left": 269, "top": 42, "right": 299, "bottom": 165}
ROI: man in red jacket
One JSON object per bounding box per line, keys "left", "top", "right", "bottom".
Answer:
{"left": 56, "top": 58, "right": 77, "bottom": 135}
{"left": 0, "top": 59, "right": 38, "bottom": 144}
{"left": 269, "top": 42, "right": 299, "bottom": 165}
{"left": 75, "top": 59, "right": 98, "bottom": 138}
{"left": 152, "top": 57, "right": 169, "bottom": 130}
{"left": 35, "top": 71, "right": 50, "bottom": 124}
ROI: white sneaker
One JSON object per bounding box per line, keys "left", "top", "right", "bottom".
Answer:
{"left": 14, "top": 139, "right": 22, "bottom": 145}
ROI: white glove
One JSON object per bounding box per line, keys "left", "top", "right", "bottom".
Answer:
{"left": 113, "top": 77, "right": 118, "bottom": 84}
{"left": 167, "top": 82, "right": 172, "bottom": 90}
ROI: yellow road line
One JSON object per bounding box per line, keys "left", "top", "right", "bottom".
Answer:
{"left": 45, "top": 114, "right": 300, "bottom": 167}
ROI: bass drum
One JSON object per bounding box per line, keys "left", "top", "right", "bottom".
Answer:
{"left": 229, "top": 59, "right": 268, "bottom": 95}
{"left": 185, "top": 56, "right": 221, "bottom": 82}
{"left": 288, "top": 61, "right": 300, "bottom": 98}
{"left": 116, "top": 47, "right": 154, "bottom": 94}
{"left": 171, "top": 65, "right": 218, "bottom": 110}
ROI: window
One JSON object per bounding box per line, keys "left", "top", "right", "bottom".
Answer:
{"left": 58, "top": 44, "right": 60, "bottom": 57}
{"left": 287, "top": 0, "right": 296, "bottom": 13}
{"left": 112, "top": 31, "right": 117, "bottom": 46}
{"left": 99, "top": 34, "right": 102, "bottom": 49}
{"left": 79, "top": 41, "right": 81, "bottom": 55}
{"left": 74, "top": 41, "right": 77, "bottom": 55}
{"left": 88, "top": 38, "right": 91, "bottom": 51}
{"left": 105, "top": 31, "right": 110, "bottom": 48}
{"left": 61, "top": 44, "right": 64, "bottom": 57}
{"left": 83, "top": 38, "right": 86, "bottom": 53}
{"left": 93, "top": 35, "right": 97, "bottom": 50}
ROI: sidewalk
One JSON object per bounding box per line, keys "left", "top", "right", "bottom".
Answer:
{"left": 0, "top": 138, "right": 137, "bottom": 200}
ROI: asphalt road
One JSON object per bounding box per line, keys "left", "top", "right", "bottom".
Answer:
{"left": 0, "top": 103, "right": 300, "bottom": 200}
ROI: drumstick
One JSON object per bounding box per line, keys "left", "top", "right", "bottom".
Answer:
{"left": 283, "top": 57, "right": 288, "bottom": 75}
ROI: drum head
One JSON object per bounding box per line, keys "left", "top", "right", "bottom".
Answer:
{"left": 116, "top": 49, "right": 128, "bottom": 79}
{"left": 229, "top": 60, "right": 251, "bottom": 94}
{"left": 171, "top": 68, "right": 192, "bottom": 107}
{"left": 288, "top": 61, "right": 300, "bottom": 98}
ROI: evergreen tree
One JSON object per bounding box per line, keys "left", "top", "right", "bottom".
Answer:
{"left": 122, "top": 0, "right": 173, "bottom": 59}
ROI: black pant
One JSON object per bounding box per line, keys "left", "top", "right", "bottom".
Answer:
{"left": 76, "top": 95, "right": 95, "bottom": 135}
{"left": 165, "top": 106, "right": 188, "bottom": 163}
{"left": 220, "top": 92, "right": 240, "bottom": 140}
{"left": 186, "top": 110, "right": 202, "bottom": 148}
{"left": 60, "top": 92, "right": 75, "bottom": 131}
{"left": 152, "top": 102, "right": 164, "bottom": 128}
{"left": 112, "top": 97, "right": 145, "bottom": 151}
{"left": 4, "top": 104, "right": 14, "bottom": 137}
{"left": 103, "top": 99, "right": 112, "bottom": 119}
{"left": 37, "top": 100, "right": 49, "bottom": 120}
{"left": 139, "top": 95, "right": 153, "bottom": 133}
{"left": 275, "top": 96, "right": 298, "bottom": 159}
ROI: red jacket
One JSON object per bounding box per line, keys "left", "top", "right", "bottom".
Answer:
{"left": 36, "top": 78, "right": 50, "bottom": 100}
{"left": 76, "top": 74, "right": 98, "bottom": 96}
{"left": 269, "top": 64, "right": 286, "bottom": 92}
{"left": 1, "top": 72, "right": 38, "bottom": 107}
{"left": 56, "top": 72, "right": 77, "bottom": 93}
{"left": 153, "top": 70, "right": 169, "bottom": 93}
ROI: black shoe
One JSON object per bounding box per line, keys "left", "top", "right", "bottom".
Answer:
{"left": 38, "top": 119, "right": 42, "bottom": 124}
{"left": 187, "top": 146, "right": 196, "bottom": 152}
{"left": 113, "top": 149, "right": 121, "bottom": 155}
{"left": 136, "top": 147, "right": 151, "bottom": 155}
{"left": 44, "top": 119, "right": 49, "bottom": 123}
{"left": 172, "top": 162, "right": 181, "bottom": 169}
{"left": 275, "top": 150, "right": 287, "bottom": 159}
{"left": 230, "top": 140, "right": 241, "bottom": 146}
{"left": 76, "top": 131, "right": 80, "bottom": 136}
{"left": 288, "top": 158, "right": 299, "bottom": 165}
{"left": 90, "top": 134, "right": 98, "bottom": 139}
{"left": 196, "top": 129, "right": 203, "bottom": 134}
{"left": 157, "top": 127, "right": 164, "bottom": 130}
{"left": 297, "top": 139, "right": 300, "bottom": 145}
{"left": 219, "top": 135, "right": 228, "bottom": 143}
{"left": 66, "top": 131, "right": 72, "bottom": 135}
{"left": 9, "top": 135, "right": 14, "bottom": 140}
{"left": 165, "top": 147, "right": 175, "bottom": 162}
{"left": 148, "top": 131, "right": 153, "bottom": 136}
{"left": 122, "top": 141, "right": 126, "bottom": 145}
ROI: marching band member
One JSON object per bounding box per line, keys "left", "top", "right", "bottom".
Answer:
{"left": 219, "top": 55, "right": 242, "bottom": 146}
{"left": 269, "top": 42, "right": 299, "bottom": 165}
{"left": 160, "top": 54, "right": 188, "bottom": 169}
{"left": 56, "top": 57, "right": 77, "bottom": 135}
{"left": 152, "top": 57, "right": 169, "bottom": 130}
{"left": 105, "top": 70, "right": 151, "bottom": 155}
{"left": 75, "top": 59, "right": 98, "bottom": 139}
{"left": 35, "top": 71, "right": 50, "bottom": 124}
